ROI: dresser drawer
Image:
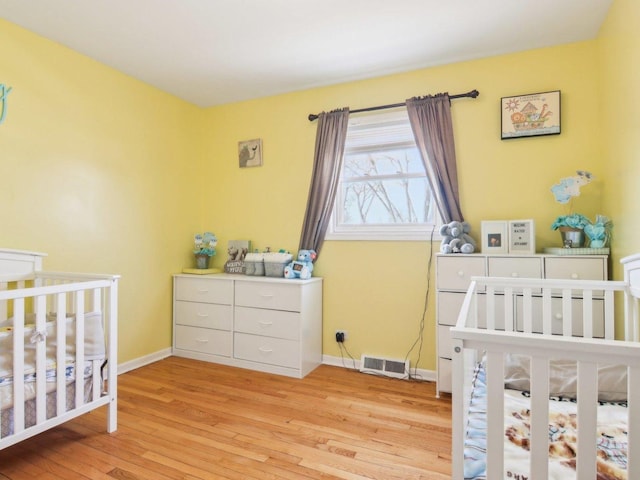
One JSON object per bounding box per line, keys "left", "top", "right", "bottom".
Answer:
{"left": 439, "top": 291, "right": 506, "bottom": 329}
{"left": 175, "top": 301, "right": 232, "bottom": 330}
{"left": 438, "top": 292, "right": 465, "bottom": 326}
{"left": 235, "top": 306, "right": 299, "bottom": 340}
{"left": 175, "top": 277, "right": 233, "bottom": 304}
{"left": 544, "top": 257, "right": 606, "bottom": 281}
{"left": 235, "top": 281, "right": 301, "bottom": 312}
{"left": 438, "top": 325, "right": 454, "bottom": 359}
{"left": 436, "top": 255, "right": 486, "bottom": 291}
{"left": 175, "top": 325, "right": 232, "bottom": 356}
{"left": 438, "top": 359, "right": 452, "bottom": 394}
{"left": 515, "top": 296, "right": 604, "bottom": 337}
{"left": 234, "top": 333, "right": 299, "bottom": 368}
{"left": 487, "top": 256, "right": 542, "bottom": 280}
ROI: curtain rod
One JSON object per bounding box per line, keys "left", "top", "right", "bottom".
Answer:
{"left": 307, "top": 89, "right": 479, "bottom": 122}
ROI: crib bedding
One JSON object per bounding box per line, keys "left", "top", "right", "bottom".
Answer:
{"left": 464, "top": 362, "right": 628, "bottom": 480}
{"left": 0, "top": 361, "right": 97, "bottom": 410}
{"left": 1, "top": 374, "right": 94, "bottom": 437}
{"left": 0, "top": 311, "right": 105, "bottom": 435}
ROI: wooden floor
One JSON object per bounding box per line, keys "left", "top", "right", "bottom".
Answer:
{"left": 0, "top": 357, "right": 452, "bottom": 480}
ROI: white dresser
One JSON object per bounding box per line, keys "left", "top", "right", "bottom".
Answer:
{"left": 173, "top": 274, "right": 323, "bottom": 378}
{"left": 435, "top": 253, "right": 608, "bottom": 395}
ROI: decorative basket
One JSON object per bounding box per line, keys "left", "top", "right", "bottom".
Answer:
{"left": 244, "top": 253, "right": 265, "bottom": 276}
{"left": 263, "top": 252, "right": 293, "bottom": 277}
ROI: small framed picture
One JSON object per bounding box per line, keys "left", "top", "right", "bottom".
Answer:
{"left": 501, "top": 90, "right": 561, "bottom": 140}
{"left": 508, "top": 219, "right": 536, "bottom": 254}
{"left": 481, "top": 221, "right": 508, "bottom": 254}
{"left": 238, "top": 139, "right": 263, "bottom": 168}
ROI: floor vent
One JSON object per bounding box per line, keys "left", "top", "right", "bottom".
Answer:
{"left": 360, "top": 355, "right": 409, "bottom": 379}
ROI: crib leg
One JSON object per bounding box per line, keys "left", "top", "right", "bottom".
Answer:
{"left": 107, "top": 392, "right": 117, "bottom": 433}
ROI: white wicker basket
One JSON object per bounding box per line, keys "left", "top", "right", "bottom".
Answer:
{"left": 263, "top": 252, "right": 292, "bottom": 277}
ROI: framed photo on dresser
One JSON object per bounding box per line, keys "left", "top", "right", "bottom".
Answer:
{"left": 481, "top": 220, "right": 508, "bottom": 254}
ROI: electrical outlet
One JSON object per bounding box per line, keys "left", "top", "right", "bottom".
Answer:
{"left": 335, "top": 330, "right": 347, "bottom": 342}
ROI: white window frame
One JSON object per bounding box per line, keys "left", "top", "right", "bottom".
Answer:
{"left": 325, "top": 109, "right": 442, "bottom": 242}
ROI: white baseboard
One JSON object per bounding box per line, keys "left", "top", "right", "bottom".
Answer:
{"left": 117, "top": 347, "right": 172, "bottom": 375}
{"left": 322, "top": 354, "right": 436, "bottom": 382}
{"left": 115, "top": 350, "right": 437, "bottom": 383}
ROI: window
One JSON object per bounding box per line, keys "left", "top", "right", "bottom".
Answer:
{"left": 326, "top": 109, "right": 440, "bottom": 241}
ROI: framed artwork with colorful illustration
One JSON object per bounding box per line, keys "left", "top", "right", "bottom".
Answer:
{"left": 501, "top": 90, "right": 560, "bottom": 140}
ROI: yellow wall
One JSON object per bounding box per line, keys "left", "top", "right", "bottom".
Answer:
{"left": 202, "top": 41, "right": 606, "bottom": 369}
{"left": 599, "top": 0, "right": 640, "bottom": 273}
{"left": 3, "top": 4, "right": 637, "bottom": 370}
{"left": 0, "top": 19, "right": 202, "bottom": 363}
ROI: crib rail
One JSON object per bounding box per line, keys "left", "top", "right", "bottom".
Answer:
{"left": 0, "top": 272, "right": 118, "bottom": 450}
{"left": 451, "top": 275, "right": 638, "bottom": 480}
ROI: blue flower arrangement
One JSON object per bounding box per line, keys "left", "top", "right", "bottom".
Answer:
{"left": 550, "top": 171, "right": 612, "bottom": 247}
{"left": 550, "top": 213, "right": 592, "bottom": 231}
{"left": 193, "top": 232, "right": 218, "bottom": 257}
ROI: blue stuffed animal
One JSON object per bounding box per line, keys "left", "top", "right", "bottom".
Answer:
{"left": 284, "top": 249, "right": 317, "bottom": 279}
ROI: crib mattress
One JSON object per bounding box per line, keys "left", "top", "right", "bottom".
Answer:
{"left": 464, "top": 363, "right": 628, "bottom": 480}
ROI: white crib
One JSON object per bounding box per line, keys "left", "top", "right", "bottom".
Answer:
{"left": 0, "top": 248, "right": 119, "bottom": 450}
{"left": 451, "top": 253, "right": 640, "bottom": 480}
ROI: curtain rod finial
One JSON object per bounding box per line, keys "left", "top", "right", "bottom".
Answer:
{"left": 308, "top": 113, "right": 319, "bottom": 122}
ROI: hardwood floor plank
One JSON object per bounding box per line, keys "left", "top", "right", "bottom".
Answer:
{"left": 0, "top": 358, "right": 451, "bottom": 479}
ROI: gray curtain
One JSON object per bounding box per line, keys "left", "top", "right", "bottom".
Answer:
{"left": 298, "top": 108, "right": 350, "bottom": 256}
{"left": 406, "top": 94, "right": 464, "bottom": 223}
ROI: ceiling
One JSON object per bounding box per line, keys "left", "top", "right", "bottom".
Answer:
{"left": 0, "top": 0, "right": 613, "bottom": 108}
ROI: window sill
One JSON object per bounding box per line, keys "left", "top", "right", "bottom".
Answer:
{"left": 325, "top": 228, "right": 442, "bottom": 242}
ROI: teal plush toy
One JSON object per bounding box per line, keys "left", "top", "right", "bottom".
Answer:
{"left": 284, "top": 249, "right": 317, "bottom": 279}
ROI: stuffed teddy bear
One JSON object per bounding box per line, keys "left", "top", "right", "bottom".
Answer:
{"left": 284, "top": 249, "right": 317, "bottom": 279}
{"left": 439, "top": 221, "right": 476, "bottom": 254}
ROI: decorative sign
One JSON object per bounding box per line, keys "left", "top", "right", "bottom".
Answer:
{"left": 224, "top": 240, "right": 250, "bottom": 273}
{"left": 0, "top": 84, "right": 12, "bottom": 125}
{"left": 508, "top": 219, "right": 536, "bottom": 254}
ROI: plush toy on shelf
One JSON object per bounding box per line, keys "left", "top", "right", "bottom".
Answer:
{"left": 284, "top": 249, "right": 317, "bottom": 279}
{"left": 440, "top": 221, "right": 476, "bottom": 254}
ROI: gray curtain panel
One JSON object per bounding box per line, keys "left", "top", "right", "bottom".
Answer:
{"left": 298, "top": 108, "right": 350, "bottom": 256}
{"left": 406, "top": 94, "right": 464, "bottom": 223}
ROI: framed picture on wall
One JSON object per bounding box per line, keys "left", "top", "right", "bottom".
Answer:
{"left": 481, "top": 220, "right": 508, "bottom": 254}
{"left": 238, "top": 139, "right": 263, "bottom": 168}
{"left": 508, "top": 219, "right": 536, "bottom": 254}
{"left": 501, "top": 90, "right": 561, "bottom": 140}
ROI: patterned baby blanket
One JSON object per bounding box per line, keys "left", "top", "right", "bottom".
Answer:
{"left": 464, "top": 363, "right": 628, "bottom": 480}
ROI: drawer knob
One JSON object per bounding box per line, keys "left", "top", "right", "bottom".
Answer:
{"left": 554, "top": 313, "right": 562, "bottom": 320}
{"left": 258, "top": 347, "right": 273, "bottom": 354}
{"left": 259, "top": 321, "right": 273, "bottom": 327}
{"left": 197, "top": 289, "right": 209, "bottom": 294}
{"left": 260, "top": 293, "right": 274, "bottom": 298}
{"left": 196, "top": 338, "right": 209, "bottom": 343}
{"left": 511, "top": 272, "right": 518, "bottom": 278}
{"left": 457, "top": 270, "right": 464, "bottom": 277}
{"left": 571, "top": 273, "right": 579, "bottom": 279}
{"left": 197, "top": 313, "right": 209, "bottom": 317}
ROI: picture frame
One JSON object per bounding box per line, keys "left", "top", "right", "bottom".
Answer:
{"left": 501, "top": 90, "right": 561, "bottom": 140}
{"left": 508, "top": 219, "right": 536, "bottom": 254}
{"left": 238, "top": 138, "right": 263, "bottom": 168}
{"left": 481, "top": 220, "right": 508, "bottom": 254}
